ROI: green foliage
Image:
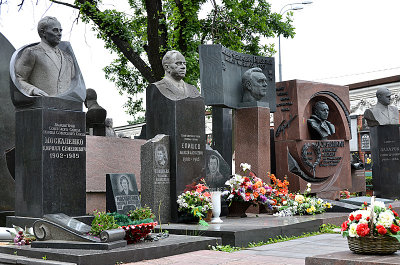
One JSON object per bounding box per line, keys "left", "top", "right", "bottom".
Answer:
{"left": 90, "top": 210, "right": 119, "bottom": 236}
{"left": 42, "top": 256, "right": 47, "bottom": 260}
{"left": 209, "top": 244, "right": 243, "bottom": 252}
{"left": 366, "top": 176, "right": 373, "bottom": 187}
{"left": 127, "top": 206, "right": 155, "bottom": 221}
{"left": 56, "top": 0, "right": 295, "bottom": 121}
{"left": 319, "top": 224, "right": 340, "bottom": 233}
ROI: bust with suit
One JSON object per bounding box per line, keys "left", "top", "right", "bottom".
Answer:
{"left": 364, "top": 87, "right": 399, "bottom": 127}
{"left": 12, "top": 16, "right": 85, "bottom": 103}
{"left": 307, "top": 101, "right": 336, "bottom": 140}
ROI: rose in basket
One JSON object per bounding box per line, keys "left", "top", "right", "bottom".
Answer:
{"left": 223, "top": 163, "right": 273, "bottom": 206}
{"left": 177, "top": 182, "right": 212, "bottom": 222}
{"left": 341, "top": 198, "right": 400, "bottom": 254}
{"left": 274, "top": 183, "right": 332, "bottom": 216}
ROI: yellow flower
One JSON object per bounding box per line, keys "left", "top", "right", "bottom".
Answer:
{"left": 295, "top": 195, "right": 305, "bottom": 204}
{"left": 324, "top": 203, "right": 332, "bottom": 208}
{"left": 306, "top": 208, "right": 312, "bottom": 213}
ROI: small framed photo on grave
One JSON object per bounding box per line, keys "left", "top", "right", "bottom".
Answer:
{"left": 106, "top": 173, "right": 141, "bottom": 215}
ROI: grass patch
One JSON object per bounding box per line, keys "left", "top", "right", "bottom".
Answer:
{"left": 209, "top": 224, "right": 340, "bottom": 252}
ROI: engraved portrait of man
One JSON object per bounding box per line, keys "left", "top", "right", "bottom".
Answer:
{"left": 364, "top": 87, "right": 399, "bottom": 127}
{"left": 117, "top": 175, "right": 134, "bottom": 196}
{"left": 154, "top": 144, "right": 168, "bottom": 168}
{"left": 13, "top": 16, "right": 77, "bottom": 97}
{"left": 205, "top": 155, "right": 224, "bottom": 188}
{"left": 307, "top": 101, "right": 336, "bottom": 140}
{"left": 241, "top": 67, "right": 268, "bottom": 102}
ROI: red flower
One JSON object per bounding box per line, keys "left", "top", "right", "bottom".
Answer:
{"left": 390, "top": 224, "right": 400, "bottom": 234}
{"left": 376, "top": 225, "right": 387, "bottom": 235}
{"left": 355, "top": 214, "right": 362, "bottom": 221}
{"left": 392, "top": 210, "right": 399, "bottom": 217}
{"left": 366, "top": 217, "right": 370, "bottom": 221}
{"left": 363, "top": 201, "right": 368, "bottom": 206}
{"left": 389, "top": 205, "right": 393, "bottom": 209}
{"left": 349, "top": 214, "right": 354, "bottom": 221}
{"left": 341, "top": 221, "right": 349, "bottom": 231}
{"left": 356, "top": 223, "right": 370, "bottom": 237}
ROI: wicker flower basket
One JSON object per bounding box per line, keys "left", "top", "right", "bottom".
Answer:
{"left": 347, "top": 236, "right": 400, "bottom": 254}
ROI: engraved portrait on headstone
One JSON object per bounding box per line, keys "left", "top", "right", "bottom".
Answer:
{"left": 307, "top": 101, "right": 336, "bottom": 140}
{"left": 154, "top": 144, "right": 168, "bottom": 168}
{"left": 241, "top": 67, "right": 268, "bottom": 103}
{"left": 10, "top": 16, "right": 85, "bottom": 105}
{"left": 107, "top": 173, "right": 140, "bottom": 214}
{"left": 364, "top": 87, "right": 399, "bottom": 127}
{"left": 205, "top": 155, "right": 224, "bottom": 188}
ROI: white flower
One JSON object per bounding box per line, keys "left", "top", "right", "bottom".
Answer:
{"left": 295, "top": 195, "right": 305, "bottom": 203}
{"left": 240, "top": 163, "right": 251, "bottom": 172}
{"left": 294, "top": 201, "right": 298, "bottom": 206}
{"left": 377, "top": 210, "right": 394, "bottom": 228}
{"left": 374, "top": 201, "right": 386, "bottom": 209}
{"left": 306, "top": 188, "right": 311, "bottom": 193}
{"left": 349, "top": 223, "right": 358, "bottom": 237}
{"left": 307, "top": 183, "right": 311, "bottom": 188}
{"left": 317, "top": 198, "right": 323, "bottom": 205}
{"left": 283, "top": 200, "right": 287, "bottom": 205}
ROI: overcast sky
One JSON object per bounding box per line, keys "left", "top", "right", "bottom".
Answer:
{"left": 1, "top": 0, "right": 399, "bottom": 126}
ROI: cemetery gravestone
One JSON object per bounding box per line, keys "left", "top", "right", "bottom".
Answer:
{"left": 106, "top": 174, "right": 141, "bottom": 214}
{"left": 146, "top": 51, "right": 206, "bottom": 222}
{"left": 9, "top": 17, "right": 87, "bottom": 219}
{"left": 141, "top": 134, "right": 171, "bottom": 223}
{"left": 205, "top": 145, "right": 231, "bottom": 189}
{"left": 274, "top": 80, "right": 352, "bottom": 199}
{"left": 0, "top": 33, "right": 16, "bottom": 211}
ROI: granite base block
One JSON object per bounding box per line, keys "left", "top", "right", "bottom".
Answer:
{"left": 0, "top": 234, "right": 220, "bottom": 265}
{"left": 31, "top": 240, "right": 127, "bottom": 250}
{"left": 305, "top": 250, "right": 400, "bottom": 265}
{"left": 341, "top": 196, "right": 393, "bottom": 206}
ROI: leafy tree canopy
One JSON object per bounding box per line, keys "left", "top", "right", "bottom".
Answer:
{"left": 9, "top": 0, "right": 296, "bottom": 123}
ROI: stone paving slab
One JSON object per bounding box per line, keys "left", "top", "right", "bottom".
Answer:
{"left": 0, "top": 252, "right": 77, "bottom": 265}
{"left": 306, "top": 250, "right": 400, "bottom": 265}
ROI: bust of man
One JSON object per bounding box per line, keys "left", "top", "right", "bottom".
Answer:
{"left": 85, "top": 88, "right": 107, "bottom": 130}
{"left": 364, "top": 87, "right": 399, "bottom": 127}
{"left": 153, "top": 50, "right": 200, "bottom": 100}
{"left": 241, "top": 67, "right": 268, "bottom": 102}
{"left": 14, "top": 16, "right": 76, "bottom": 97}
{"left": 307, "top": 101, "right": 336, "bottom": 140}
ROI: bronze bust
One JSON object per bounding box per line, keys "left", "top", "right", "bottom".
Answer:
{"left": 307, "top": 101, "right": 335, "bottom": 140}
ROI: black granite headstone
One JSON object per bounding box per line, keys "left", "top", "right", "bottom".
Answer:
{"left": 146, "top": 84, "right": 206, "bottom": 222}
{"left": 43, "top": 213, "right": 91, "bottom": 235}
{"left": 370, "top": 125, "right": 400, "bottom": 199}
{"left": 141, "top": 134, "right": 171, "bottom": 223}
{"left": 199, "top": 44, "right": 276, "bottom": 111}
{"left": 15, "top": 97, "right": 86, "bottom": 218}
{"left": 204, "top": 145, "right": 230, "bottom": 189}
{"left": 211, "top": 107, "right": 232, "bottom": 173}
{"left": 106, "top": 173, "right": 141, "bottom": 215}
{"left": 0, "top": 33, "right": 16, "bottom": 211}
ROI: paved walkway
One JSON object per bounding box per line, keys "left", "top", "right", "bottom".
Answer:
{"left": 126, "top": 233, "right": 348, "bottom": 265}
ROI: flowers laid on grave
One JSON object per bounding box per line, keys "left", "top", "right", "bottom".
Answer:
{"left": 223, "top": 163, "right": 273, "bottom": 206}
{"left": 177, "top": 181, "right": 213, "bottom": 222}
{"left": 340, "top": 190, "right": 351, "bottom": 199}
{"left": 6, "top": 225, "right": 36, "bottom": 245}
{"left": 267, "top": 173, "right": 293, "bottom": 206}
{"left": 341, "top": 197, "right": 400, "bottom": 254}
{"left": 274, "top": 183, "right": 332, "bottom": 216}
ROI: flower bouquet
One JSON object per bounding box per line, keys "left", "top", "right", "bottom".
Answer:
{"left": 341, "top": 197, "right": 400, "bottom": 254}
{"left": 274, "top": 183, "right": 332, "bottom": 216}
{"left": 267, "top": 173, "right": 291, "bottom": 207}
{"left": 177, "top": 182, "right": 212, "bottom": 223}
{"left": 223, "top": 163, "right": 273, "bottom": 217}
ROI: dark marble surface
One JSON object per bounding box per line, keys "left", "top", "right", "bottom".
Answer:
{"left": 106, "top": 173, "right": 140, "bottom": 215}
{"left": 199, "top": 44, "right": 276, "bottom": 111}
{"left": 211, "top": 107, "right": 232, "bottom": 174}
{"left": 15, "top": 101, "right": 86, "bottom": 217}
{"left": 146, "top": 84, "right": 206, "bottom": 222}
{"left": 0, "top": 33, "right": 16, "bottom": 211}
{"left": 341, "top": 196, "right": 393, "bottom": 206}
{"left": 141, "top": 134, "right": 171, "bottom": 223}
{"left": 370, "top": 125, "right": 400, "bottom": 199}
{"left": 43, "top": 213, "right": 91, "bottom": 235}
{"left": 31, "top": 240, "right": 126, "bottom": 250}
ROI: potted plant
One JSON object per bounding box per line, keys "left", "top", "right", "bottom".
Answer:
{"left": 177, "top": 182, "right": 213, "bottom": 223}
{"left": 223, "top": 163, "right": 273, "bottom": 217}
{"left": 341, "top": 197, "right": 400, "bottom": 254}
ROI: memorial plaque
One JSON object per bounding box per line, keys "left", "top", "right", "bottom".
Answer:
{"left": 15, "top": 98, "right": 86, "bottom": 217}
{"left": 370, "top": 125, "right": 400, "bottom": 199}
{"left": 360, "top": 133, "right": 370, "bottom": 151}
{"left": 106, "top": 173, "right": 140, "bottom": 215}
{"left": 199, "top": 44, "right": 276, "bottom": 111}
{"left": 141, "top": 134, "right": 171, "bottom": 223}
{"left": 0, "top": 33, "right": 16, "bottom": 210}
{"left": 44, "top": 213, "right": 91, "bottom": 235}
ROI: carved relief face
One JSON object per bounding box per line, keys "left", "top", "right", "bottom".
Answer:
{"left": 378, "top": 90, "right": 391, "bottom": 106}
{"left": 315, "top": 103, "right": 329, "bottom": 121}
{"left": 120, "top": 177, "right": 129, "bottom": 192}
{"left": 249, "top": 72, "right": 268, "bottom": 100}
{"left": 208, "top": 157, "right": 219, "bottom": 174}
{"left": 42, "top": 20, "right": 62, "bottom": 47}
{"left": 167, "top": 53, "right": 186, "bottom": 81}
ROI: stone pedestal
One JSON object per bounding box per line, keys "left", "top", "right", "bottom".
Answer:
{"left": 146, "top": 85, "right": 206, "bottom": 222}
{"left": 234, "top": 107, "right": 270, "bottom": 181}
{"left": 370, "top": 125, "right": 400, "bottom": 199}
{"left": 15, "top": 97, "right": 86, "bottom": 217}
{"left": 141, "top": 134, "right": 171, "bottom": 223}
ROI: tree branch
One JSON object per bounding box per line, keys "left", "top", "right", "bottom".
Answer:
{"left": 50, "top": 0, "right": 79, "bottom": 9}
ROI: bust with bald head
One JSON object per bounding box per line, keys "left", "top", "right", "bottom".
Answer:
{"left": 364, "top": 87, "right": 399, "bottom": 127}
